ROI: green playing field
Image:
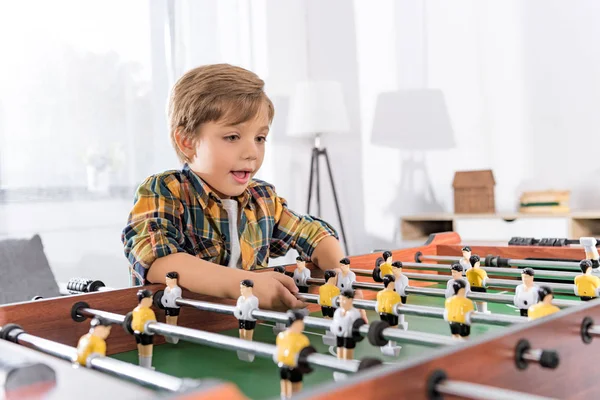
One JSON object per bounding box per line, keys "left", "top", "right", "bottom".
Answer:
{"left": 111, "top": 285, "right": 576, "bottom": 400}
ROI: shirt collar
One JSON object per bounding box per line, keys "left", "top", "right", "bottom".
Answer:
{"left": 182, "top": 164, "right": 254, "bottom": 209}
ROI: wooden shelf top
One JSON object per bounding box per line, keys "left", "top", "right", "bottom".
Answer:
{"left": 402, "top": 210, "right": 600, "bottom": 221}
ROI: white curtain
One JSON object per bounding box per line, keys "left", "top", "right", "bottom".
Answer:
{"left": 0, "top": 0, "right": 267, "bottom": 287}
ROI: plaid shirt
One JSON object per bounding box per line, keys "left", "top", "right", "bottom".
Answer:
{"left": 122, "top": 164, "right": 338, "bottom": 285}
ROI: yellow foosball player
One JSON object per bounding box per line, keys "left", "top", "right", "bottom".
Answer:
{"left": 443, "top": 279, "right": 475, "bottom": 340}
{"left": 466, "top": 254, "right": 489, "bottom": 313}
{"left": 528, "top": 286, "right": 560, "bottom": 321}
{"left": 318, "top": 270, "right": 341, "bottom": 319}
{"left": 132, "top": 289, "right": 157, "bottom": 369}
{"left": 574, "top": 260, "right": 600, "bottom": 301}
{"left": 276, "top": 310, "right": 316, "bottom": 399}
{"left": 373, "top": 251, "right": 393, "bottom": 282}
{"left": 74, "top": 317, "right": 112, "bottom": 367}
{"left": 376, "top": 275, "right": 402, "bottom": 356}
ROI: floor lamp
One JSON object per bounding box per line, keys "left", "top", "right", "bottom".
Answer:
{"left": 287, "top": 81, "right": 351, "bottom": 255}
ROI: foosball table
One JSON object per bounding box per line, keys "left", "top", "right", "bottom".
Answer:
{"left": 1, "top": 231, "right": 599, "bottom": 399}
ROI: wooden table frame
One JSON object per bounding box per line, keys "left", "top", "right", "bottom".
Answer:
{"left": 2, "top": 232, "right": 596, "bottom": 399}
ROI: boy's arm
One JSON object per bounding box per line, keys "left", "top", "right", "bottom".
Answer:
{"left": 268, "top": 192, "right": 343, "bottom": 271}
{"left": 122, "top": 175, "right": 187, "bottom": 284}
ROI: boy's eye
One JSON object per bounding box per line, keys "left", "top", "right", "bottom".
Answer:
{"left": 225, "top": 134, "right": 239, "bottom": 142}
{"left": 256, "top": 136, "right": 267, "bottom": 143}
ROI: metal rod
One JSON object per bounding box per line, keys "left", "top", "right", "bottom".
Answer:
{"left": 588, "top": 325, "right": 600, "bottom": 336}
{"left": 177, "top": 298, "right": 455, "bottom": 347}
{"left": 305, "top": 278, "right": 579, "bottom": 308}
{"left": 435, "top": 380, "right": 558, "bottom": 400}
{"left": 353, "top": 263, "right": 579, "bottom": 279}
{"left": 398, "top": 272, "right": 576, "bottom": 295}
{"left": 298, "top": 294, "right": 526, "bottom": 327}
{"left": 80, "top": 308, "right": 360, "bottom": 374}
{"left": 420, "top": 254, "right": 581, "bottom": 270}
{"left": 4, "top": 328, "right": 200, "bottom": 392}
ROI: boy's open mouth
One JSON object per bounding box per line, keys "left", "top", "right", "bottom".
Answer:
{"left": 231, "top": 170, "right": 251, "bottom": 183}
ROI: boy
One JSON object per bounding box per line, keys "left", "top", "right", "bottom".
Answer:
{"left": 445, "top": 264, "right": 470, "bottom": 299}
{"left": 122, "top": 64, "right": 344, "bottom": 312}
{"left": 574, "top": 260, "right": 600, "bottom": 301}
{"left": 513, "top": 268, "right": 539, "bottom": 316}
{"left": 74, "top": 317, "right": 112, "bottom": 367}
{"left": 443, "top": 279, "right": 474, "bottom": 340}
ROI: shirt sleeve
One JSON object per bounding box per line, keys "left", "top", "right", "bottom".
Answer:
{"left": 121, "top": 175, "right": 186, "bottom": 285}
{"left": 268, "top": 191, "right": 339, "bottom": 260}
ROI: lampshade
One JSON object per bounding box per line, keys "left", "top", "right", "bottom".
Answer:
{"left": 286, "top": 80, "right": 350, "bottom": 137}
{"left": 371, "top": 89, "right": 455, "bottom": 150}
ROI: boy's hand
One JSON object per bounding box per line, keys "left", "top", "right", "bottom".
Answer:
{"left": 252, "top": 272, "right": 307, "bottom": 312}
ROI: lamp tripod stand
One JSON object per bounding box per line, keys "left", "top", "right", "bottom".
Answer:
{"left": 306, "top": 134, "right": 349, "bottom": 255}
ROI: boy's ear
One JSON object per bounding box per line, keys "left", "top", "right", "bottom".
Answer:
{"left": 174, "top": 128, "right": 196, "bottom": 159}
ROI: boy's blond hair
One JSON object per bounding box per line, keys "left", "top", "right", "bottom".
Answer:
{"left": 168, "top": 63, "right": 275, "bottom": 163}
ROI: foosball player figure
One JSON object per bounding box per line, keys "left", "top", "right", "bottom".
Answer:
{"left": 330, "top": 289, "right": 362, "bottom": 360}
{"left": 74, "top": 317, "right": 112, "bottom": 367}
{"left": 391, "top": 261, "right": 409, "bottom": 330}
{"left": 132, "top": 289, "right": 157, "bottom": 368}
{"left": 580, "top": 237, "right": 600, "bottom": 271}
{"left": 319, "top": 270, "right": 340, "bottom": 346}
{"left": 373, "top": 251, "right": 393, "bottom": 282}
{"left": 337, "top": 258, "right": 356, "bottom": 291}
{"left": 574, "top": 259, "right": 600, "bottom": 301}
{"left": 514, "top": 268, "right": 539, "bottom": 317}
{"left": 445, "top": 264, "right": 471, "bottom": 299}
{"left": 466, "top": 254, "right": 489, "bottom": 313}
{"left": 376, "top": 275, "right": 402, "bottom": 356}
{"left": 459, "top": 246, "right": 472, "bottom": 273}
{"left": 293, "top": 256, "right": 311, "bottom": 293}
{"left": 528, "top": 286, "right": 560, "bottom": 321}
{"left": 443, "top": 279, "right": 474, "bottom": 340}
{"left": 276, "top": 310, "right": 315, "bottom": 399}
{"left": 161, "top": 271, "right": 182, "bottom": 344}
{"left": 234, "top": 279, "right": 259, "bottom": 362}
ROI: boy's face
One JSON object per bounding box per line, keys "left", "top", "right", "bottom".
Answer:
{"left": 185, "top": 103, "right": 270, "bottom": 198}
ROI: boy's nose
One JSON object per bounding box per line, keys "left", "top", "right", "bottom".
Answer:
{"left": 242, "top": 142, "right": 259, "bottom": 160}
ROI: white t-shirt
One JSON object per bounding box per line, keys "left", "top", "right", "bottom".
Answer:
{"left": 330, "top": 307, "right": 362, "bottom": 338}
{"left": 337, "top": 271, "right": 356, "bottom": 291}
{"left": 514, "top": 284, "right": 539, "bottom": 309}
{"left": 161, "top": 286, "right": 182, "bottom": 308}
{"left": 293, "top": 268, "right": 311, "bottom": 286}
{"left": 445, "top": 279, "right": 471, "bottom": 299}
{"left": 394, "top": 274, "right": 409, "bottom": 296}
{"left": 234, "top": 295, "right": 259, "bottom": 321}
{"left": 221, "top": 199, "right": 241, "bottom": 269}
